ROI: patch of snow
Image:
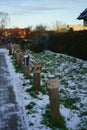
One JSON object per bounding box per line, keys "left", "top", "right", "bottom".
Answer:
{"left": 0, "top": 48, "right": 87, "bottom": 130}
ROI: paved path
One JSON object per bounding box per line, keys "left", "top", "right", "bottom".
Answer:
{"left": 0, "top": 49, "right": 27, "bottom": 130}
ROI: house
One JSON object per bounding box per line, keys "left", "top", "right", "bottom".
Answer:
{"left": 1, "top": 28, "right": 26, "bottom": 38}
{"left": 67, "top": 24, "right": 87, "bottom": 31}
{"left": 77, "top": 8, "right": 87, "bottom": 26}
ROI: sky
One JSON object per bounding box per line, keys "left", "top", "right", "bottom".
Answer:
{"left": 0, "top": 0, "right": 87, "bottom": 28}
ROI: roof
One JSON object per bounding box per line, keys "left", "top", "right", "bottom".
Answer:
{"left": 77, "top": 8, "right": 87, "bottom": 20}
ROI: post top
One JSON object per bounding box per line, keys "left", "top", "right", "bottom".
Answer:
{"left": 24, "top": 55, "right": 29, "bottom": 58}
{"left": 47, "top": 74, "right": 57, "bottom": 79}
{"left": 32, "top": 63, "right": 42, "bottom": 73}
{"left": 47, "top": 75, "right": 58, "bottom": 89}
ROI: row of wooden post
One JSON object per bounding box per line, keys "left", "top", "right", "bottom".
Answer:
{"left": 8, "top": 43, "right": 60, "bottom": 118}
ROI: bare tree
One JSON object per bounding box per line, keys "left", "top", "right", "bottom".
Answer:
{"left": 25, "top": 25, "right": 32, "bottom": 38}
{"left": 0, "top": 12, "right": 9, "bottom": 28}
{"left": 52, "top": 20, "right": 67, "bottom": 32}
{"left": 34, "top": 24, "right": 47, "bottom": 32}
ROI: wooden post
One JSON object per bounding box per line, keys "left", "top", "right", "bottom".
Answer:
{"left": 15, "top": 48, "right": 20, "bottom": 63}
{"left": 19, "top": 52, "right": 23, "bottom": 67}
{"left": 13, "top": 44, "right": 20, "bottom": 58}
{"left": 8, "top": 43, "right": 15, "bottom": 55}
{"left": 25, "top": 66, "right": 30, "bottom": 78}
{"left": 9, "top": 44, "right": 12, "bottom": 55}
{"left": 32, "top": 64, "right": 42, "bottom": 91}
{"left": 11, "top": 43, "right": 15, "bottom": 55}
{"left": 47, "top": 75, "right": 60, "bottom": 118}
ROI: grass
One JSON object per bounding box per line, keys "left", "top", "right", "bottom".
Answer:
{"left": 25, "top": 102, "right": 36, "bottom": 109}
{"left": 40, "top": 83, "right": 47, "bottom": 95}
{"left": 26, "top": 102, "right": 37, "bottom": 114}
{"left": 26, "top": 87, "right": 40, "bottom": 98}
{"left": 22, "top": 82, "right": 30, "bottom": 86}
{"left": 79, "top": 111, "right": 87, "bottom": 117}
{"left": 60, "top": 97, "right": 80, "bottom": 110}
{"left": 41, "top": 104, "right": 67, "bottom": 130}
{"left": 10, "top": 50, "right": 87, "bottom": 129}
{"left": 11, "top": 55, "right": 25, "bottom": 73}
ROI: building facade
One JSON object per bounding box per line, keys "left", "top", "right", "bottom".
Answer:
{"left": 77, "top": 8, "right": 87, "bottom": 26}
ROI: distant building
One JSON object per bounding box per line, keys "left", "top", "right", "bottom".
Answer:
{"left": 77, "top": 8, "right": 87, "bottom": 26}
{"left": 67, "top": 24, "right": 87, "bottom": 31}
{"left": 67, "top": 8, "right": 87, "bottom": 31}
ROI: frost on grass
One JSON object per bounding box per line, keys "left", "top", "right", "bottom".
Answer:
{"left": 1, "top": 48, "right": 87, "bottom": 130}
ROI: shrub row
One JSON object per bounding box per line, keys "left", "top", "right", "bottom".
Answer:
{"left": 49, "top": 30, "right": 87, "bottom": 60}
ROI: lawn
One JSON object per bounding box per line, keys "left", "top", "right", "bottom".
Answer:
{"left": 11, "top": 50, "right": 87, "bottom": 130}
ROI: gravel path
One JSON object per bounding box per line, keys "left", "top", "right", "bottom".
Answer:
{"left": 0, "top": 49, "right": 28, "bottom": 130}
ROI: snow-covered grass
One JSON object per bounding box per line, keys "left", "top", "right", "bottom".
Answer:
{"left": 2, "top": 48, "right": 87, "bottom": 130}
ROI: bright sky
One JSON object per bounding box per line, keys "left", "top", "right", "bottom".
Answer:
{"left": 0, "top": 0, "right": 87, "bottom": 28}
